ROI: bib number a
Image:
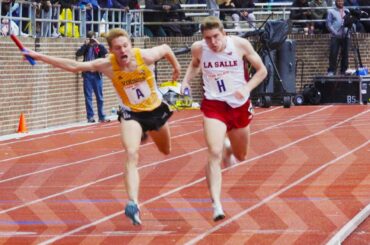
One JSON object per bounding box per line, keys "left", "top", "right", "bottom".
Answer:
{"left": 124, "top": 81, "right": 151, "bottom": 105}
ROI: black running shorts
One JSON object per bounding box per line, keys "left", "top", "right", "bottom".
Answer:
{"left": 117, "top": 102, "right": 173, "bottom": 132}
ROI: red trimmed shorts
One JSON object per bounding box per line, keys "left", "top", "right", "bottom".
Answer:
{"left": 200, "top": 98, "right": 254, "bottom": 132}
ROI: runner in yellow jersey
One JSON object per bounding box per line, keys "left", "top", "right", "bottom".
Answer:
{"left": 23, "top": 28, "right": 181, "bottom": 226}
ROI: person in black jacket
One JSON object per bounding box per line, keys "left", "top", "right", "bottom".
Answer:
{"left": 290, "top": 0, "right": 312, "bottom": 34}
{"left": 359, "top": 0, "right": 370, "bottom": 32}
{"left": 31, "top": 0, "right": 61, "bottom": 37}
{"left": 144, "top": 0, "right": 183, "bottom": 37}
{"left": 76, "top": 31, "right": 110, "bottom": 123}
{"left": 234, "top": 0, "right": 256, "bottom": 29}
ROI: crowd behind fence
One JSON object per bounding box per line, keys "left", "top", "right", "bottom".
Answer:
{"left": 1, "top": 0, "right": 370, "bottom": 38}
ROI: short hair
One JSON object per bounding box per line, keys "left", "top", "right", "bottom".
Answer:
{"left": 105, "top": 28, "right": 130, "bottom": 48}
{"left": 86, "top": 31, "right": 95, "bottom": 39}
{"left": 200, "top": 16, "right": 224, "bottom": 33}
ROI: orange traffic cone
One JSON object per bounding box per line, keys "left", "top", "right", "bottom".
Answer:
{"left": 17, "top": 113, "right": 28, "bottom": 133}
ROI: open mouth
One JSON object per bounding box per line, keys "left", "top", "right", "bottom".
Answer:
{"left": 211, "top": 46, "right": 219, "bottom": 52}
{"left": 121, "top": 55, "right": 128, "bottom": 60}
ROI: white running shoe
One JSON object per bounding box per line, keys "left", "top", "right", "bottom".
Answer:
{"left": 223, "top": 154, "right": 237, "bottom": 167}
{"left": 213, "top": 203, "right": 225, "bottom": 222}
{"left": 222, "top": 138, "right": 237, "bottom": 167}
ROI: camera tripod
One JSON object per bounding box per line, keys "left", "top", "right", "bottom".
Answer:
{"left": 348, "top": 26, "right": 364, "bottom": 72}
{"left": 242, "top": 16, "right": 293, "bottom": 108}
{"left": 335, "top": 19, "right": 364, "bottom": 75}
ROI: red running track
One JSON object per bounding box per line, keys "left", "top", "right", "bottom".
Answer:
{"left": 0, "top": 105, "right": 369, "bottom": 244}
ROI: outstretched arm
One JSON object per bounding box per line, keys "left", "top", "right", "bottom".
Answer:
{"left": 24, "top": 48, "right": 108, "bottom": 74}
{"left": 141, "top": 44, "right": 181, "bottom": 81}
{"left": 181, "top": 42, "right": 202, "bottom": 94}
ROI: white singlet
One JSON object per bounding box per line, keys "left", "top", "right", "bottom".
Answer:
{"left": 200, "top": 36, "right": 248, "bottom": 108}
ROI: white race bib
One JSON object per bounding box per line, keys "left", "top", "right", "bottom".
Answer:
{"left": 207, "top": 72, "right": 234, "bottom": 96}
{"left": 124, "top": 81, "right": 151, "bottom": 105}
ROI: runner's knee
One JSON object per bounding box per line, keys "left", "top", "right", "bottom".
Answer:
{"left": 126, "top": 148, "right": 139, "bottom": 163}
{"left": 208, "top": 147, "right": 223, "bottom": 162}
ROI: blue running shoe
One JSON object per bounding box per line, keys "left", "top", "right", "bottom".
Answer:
{"left": 125, "top": 201, "right": 141, "bottom": 225}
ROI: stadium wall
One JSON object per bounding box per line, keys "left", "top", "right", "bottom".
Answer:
{"left": 1, "top": 33, "right": 369, "bottom": 136}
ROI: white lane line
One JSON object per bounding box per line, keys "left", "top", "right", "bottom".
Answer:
{"left": 0, "top": 107, "right": 276, "bottom": 162}
{"left": 0, "top": 122, "right": 101, "bottom": 143}
{"left": 0, "top": 106, "right": 282, "bottom": 145}
{"left": 38, "top": 107, "right": 363, "bottom": 245}
{"left": 0, "top": 116, "right": 203, "bottom": 162}
{"left": 0, "top": 173, "right": 122, "bottom": 215}
{"left": 0, "top": 112, "right": 203, "bottom": 145}
{"left": 0, "top": 106, "right": 329, "bottom": 186}
{"left": 0, "top": 106, "right": 331, "bottom": 214}
{"left": 0, "top": 134, "right": 119, "bottom": 163}
{"left": 0, "top": 106, "right": 286, "bottom": 181}
{"left": 185, "top": 120, "right": 370, "bottom": 244}
{"left": 326, "top": 203, "right": 370, "bottom": 245}
{"left": 0, "top": 128, "right": 203, "bottom": 185}
{"left": 253, "top": 106, "right": 281, "bottom": 115}
{"left": 252, "top": 106, "right": 331, "bottom": 134}
{"left": 0, "top": 231, "right": 37, "bottom": 236}
{"left": 0, "top": 148, "right": 206, "bottom": 214}
{"left": 103, "top": 231, "right": 174, "bottom": 236}
{"left": 169, "top": 114, "right": 203, "bottom": 124}
{"left": 186, "top": 141, "right": 370, "bottom": 244}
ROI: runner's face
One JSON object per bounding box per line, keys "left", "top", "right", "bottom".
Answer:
{"left": 202, "top": 28, "right": 226, "bottom": 52}
{"left": 110, "top": 36, "right": 132, "bottom": 65}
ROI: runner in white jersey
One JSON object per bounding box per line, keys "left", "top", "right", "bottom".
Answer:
{"left": 201, "top": 35, "right": 248, "bottom": 107}
{"left": 181, "top": 16, "right": 267, "bottom": 222}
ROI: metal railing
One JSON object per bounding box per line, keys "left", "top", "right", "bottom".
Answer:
{"left": 1, "top": 1, "right": 369, "bottom": 38}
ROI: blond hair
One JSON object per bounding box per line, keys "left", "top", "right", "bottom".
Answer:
{"left": 105, "top": 28, "right": 130, "bottom": 48}
{"left": 200, "top": 16, "right": 224, "bottom": 33}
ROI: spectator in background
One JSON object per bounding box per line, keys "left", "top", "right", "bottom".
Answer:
{"left": 98, "top": 0, "right": 119, "bottom": 29}
{"left": 290, "top": 0, "right": 313, "bottom": 34}
{"left": 218, "top": 0, "right": 235, "bottom": 26}
{"left": 126, "top": 0, "right": 141, "bottom": 36}
{"left": 58, "top": 0, "right": 80, "bottom": 37}
{"left": 49, "top": 1, "right": 62, "bottom": 37}
{"left": 76, "top": 31, "right": 110, "bottom": 123}
{"left": 207, "top": 0, "right": 220, "bottom": 17}
{"left": 144, "top": 0, "right": 182, "bottom": 37}
{"left": 308, "top": 0, "right": 328, "bottom": 33}
{"left": 326, "top": 0, "right": 334, "bottom": 6}
{"left": 79, "top": 0, "right": 101, "bottom": 33}
{"left": 0, "top": 0, "right": 26, "bottom": 36}
{"left": 2, "top": 0, "right": 20, "bottom": 23}
{"left": 326, "top": 0, "right": 350, "bottom": 75}
{"left": 186, "top": 0, "right": 206, "bottom": 3}
{"left": 344, "top": 0, "right": 366, "bottom": 32}
{"left": 18, "top": 0, "right": 75, "bottom": 37}
{"left": 234, "top": 0, "right": 256, "bottom": 29}
{"left": 144, "top": 0, "right": 167, "bottom": 37}
{"left": 58, "top": 0, "right": 79, "bottom": 8}
{"left": 32, "top": 0, "right": 61, "bottom": 37}
{"left": 111, "top": 0, "right": 140, "bottom": 33}
{"left": 111, "top": 1, "right": 129, "bottom": 29}
{"left": 358, "top": 0, "right": 370, "bottom": 32}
